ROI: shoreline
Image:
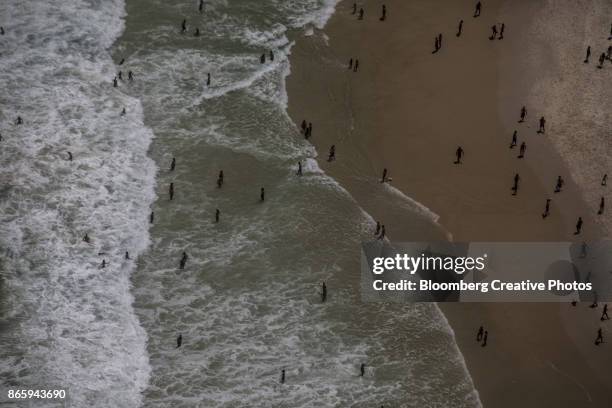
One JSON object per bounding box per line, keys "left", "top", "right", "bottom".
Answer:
{"left": 286, "top": 0, "right": 612, "bottom": 406}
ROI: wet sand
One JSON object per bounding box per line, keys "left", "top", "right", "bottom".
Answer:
{"left": 287, "top": 0, "right": 612, "bottom": 406}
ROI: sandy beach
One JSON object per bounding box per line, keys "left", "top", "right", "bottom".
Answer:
{"left": 287, "top": 0, "right": 612, "bottom": 406}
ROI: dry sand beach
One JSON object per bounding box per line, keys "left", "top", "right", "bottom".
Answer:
{"left": 287, "top": 0, "right": 612, "bottom": 406}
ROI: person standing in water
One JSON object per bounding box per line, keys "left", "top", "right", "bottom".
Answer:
{"left": 297, "top": 161, "right": 303, "bottom": 176}
{"left": 542, "top": 198, "right": 551, "bottom": 218}
{"left": 378, "top": 225, "right": 386, "bottom": 240}
{"left": 179, "top": 251, "right": 188, "bottom": 269}
{"left": 328, "top": 145, "right": 336, "bottom": 161}
{"left": 128, "top": 71, "right": 134, "bottom": 81}
{"left": 215, "top": 208, "right": 220, "bottom": 223}
{"left": 68, "top": 151, "right": 73, "bottom": 161}
{"left": 194, "top": 28, "right": 200, "bottom": 37}
{"left": 181, "top": 19, "right": 187, "bottom": 33}
{"left": 176, "top": 334, "right": 182, "bottom": 348}
{"left": 260, "top": 187, "right": 265, "bottom": 202}
{"left": 360, "top": 363, "right": 366, "bottom": 377}
{"left": 199, "top": 0, "right": 204, "bottom": 13}
{"left": 169, "top": 182, "right": 174, "bottom": 200}
{"left": 473, "top": 1, "right": 482, "bottom": 17}
{"left": 170, "top": 157, "right": 176, "bottom": 171}
{"left": 456, "top": 20, "right": 464, "bottom": 37}
{"left": 321, "top": 282, "right": 327, "bottom": 302}
{"left": 381, "top": 168, "right": 388, "bottom": 183}
{"left": 217, "top": 170, "right": 224, "bottom": 188}
{"left": 598, "top": 197, "right": 605, "bottom": 215}
{"left": 150, "top": 211, "right": 154, "bottom": 224}
{"left": 281, "top": 369, "right": 286, "bottom": 384}
{"left": 207, "top": 73, "right": 211, "bottom": 86}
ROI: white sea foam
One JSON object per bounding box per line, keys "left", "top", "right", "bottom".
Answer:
{"left": 0, "top": 0, "right": 155, "bottom": 406}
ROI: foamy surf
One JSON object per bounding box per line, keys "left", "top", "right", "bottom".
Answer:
{"left": 0, "top": 0, "right": 154, "bottom": 406}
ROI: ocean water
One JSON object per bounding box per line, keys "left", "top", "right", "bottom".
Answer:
{"left": 1, "top": 0, "right": 480, "bottom": 407}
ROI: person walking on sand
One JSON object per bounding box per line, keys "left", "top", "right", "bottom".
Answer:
{"left": 170, "top": 157, "right": 176, "bottom": 171}
{"left": 519, "top": 106, "right": 527, "bottom": 122}
{"left": 375, "top": 221, "right": 381, "bottom": 236}
{"left": 538, "top": 116, "right": 546, "bottom": 133}
{"left": 438, "top": 33, "right": 443, "bottom": 49}
{"left": 215, "top": 208, "right": 220, "bottom": 223}
{"left": 597, "top": 52, "right": 606, "bottom": 69}
{"left": 512, "top": 173, "right": 520, "bottom": 195}
{"left": 476, "top": 326, "right": 484, "bottom": 341}
{"left": 598, "top": 197, "right": 605, "bottom": 214}
{"left": 474, "top": 1, "right": 482, "bottom": 17}
{"left": 381, "top": 168, "right": 388, "bottom": 183}
{"left": 360, "top": 363, "right": 366, "bottom": 377}
{"left": 602, "top": 174, "right": 608, "bottom": 186}
{"left": 307, "top": 123, "right": 313, "bottom": 138}
{"left": 601, "top": 304, "right": 609, "bottom": 321}
{"left": 321, "top": 281, "right": 327, "bottom": 302}
{"left": 169, "top": 182, "right": 174, "bottom": 200}
{"left": 181, "top": 19, "right": 187, "bottom": 33}
{"left": 380, "top": 4, "right": 386, "bottom": 21}
{"left": 328, "top": 145, "right": 336, "bottom": 161}
{"left": 358, "top": 8, "right": 364, "bottom": 20}
{"left": 297, "top": 161, "right": 303, "bottom": 176}
{"left": 574, "top": 217, "right": 583, "bottom": 235}
{"left": 518, "top": 142, "right": 526, "bottom": 158}
{"left": 352, "top": 3, "right": 357, "bottom": 15}
{"left": 542, "top": 198, "right": 551, "bottom": 218}
{"left": 489, "top": 25, "right": 497, "bottom": 40}
{"left": 554, "top": 176, "right": 564, "bottom": 193}
{"left": 179, "top": 251, "right": 188, "bottom": 269}
{"left": 498, "top": 23, "right": 505, "bottom": 40}
{"left": 176, "top": 334, "right": 183, "bottom": 348}
{"left": 608, "top": 23, "right": 612, "bottom": 40}
{"left": 595, "top": 328, "right": 603, "bottom": 345}
{"left": 217, "top": 170, "right": 224, "bottom": 188}
{"left": 348, "top": 58, "right": 353, "bottom": 70}
{"left": 432, "top": 36, "right": 440, "bottom": 53}
{"left": 353, "top": 59, "right": 359, "bottom": 72}
{"left": 510, "top": 130, "right": 517, "bottom": 148}
{"left": 456, "top": 20, "right": 464, "bottom": 37}
{"left": 482, "top": 330, "right": 488, "bottom": 347}
{"left": 455, "top": 146, "right": 464, "bottom": 164}
{"left": 584, "top": 46, "right": 591, "bottom": 63}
